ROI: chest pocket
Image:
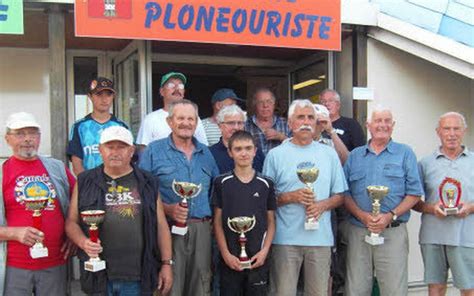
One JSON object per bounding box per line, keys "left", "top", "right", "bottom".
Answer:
{"left": 383, "top": 164, "right": 405, "bottom": 193}
{"left": 348, "top": 170, "right": 366, "bottom": 196}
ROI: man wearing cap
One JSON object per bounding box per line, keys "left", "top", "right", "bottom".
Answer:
{"left": 202, "top": 88, "right": 244, "bottom": 146}
{"left": 139, "top": 100, "right": 219, "bottom": 296}
{"left": 67, "top": 77, "right": 129, "bottom": 176}
{"left": 1, "top": 112, "right": 76, "bottom": 295}
{"left": 245, "top": 87, "right": 290, "bottom": 156}
{"left": 66, "top": 125, "right": 173, "bottom": 295}
{"left": 319, "top": 89, "right": 365, "bottom": 152}
{"left": 137, "top": 72, "right": 208, "bottom": 147}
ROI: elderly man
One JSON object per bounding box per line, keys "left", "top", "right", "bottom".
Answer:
{"left": 67, "top": 77, "right": 129, "bottom": 175}
{"left": 1, "top": 112, "right": 75, "bottom": 295}
{"left": 263, "top": 99, "right": 347, "bottom": 296}
{"left": 66, "top": 126, "right": 173, "bottom": 295}
{"left": 414, "top": 112, "right": 474, "bottom": 295}
{"left": 343, "top": 107, "right": 423, "bottom": 296}
{"left": 245, "top": 87, "right": 290, "bottom": 155}
{"left": 139, "top": 100, "right": 219, "bottom": 296}
{"left": 320, "top": 89, "right": 365, "bottom": 152}
{"left": 210, "top": 104, "right": 265, "bottom": 174}
{"left": 202, "top": 88, "right": 244, "bottom": 146}
{"left": 137, "top": 72, "right": 208, "bottom": 147}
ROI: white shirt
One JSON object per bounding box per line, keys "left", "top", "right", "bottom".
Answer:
{"left": 136, "top": 109, "right": 209, "bottom": 145}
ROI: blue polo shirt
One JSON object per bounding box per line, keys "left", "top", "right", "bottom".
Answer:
{"left": 139, "top": 135, "right": 219, "bottom": 219}
{"left": 344, "top": 140, "right": 423, "bottom": 227}
{"left": 209, "top": 138, "right": 265, "bottom": 174}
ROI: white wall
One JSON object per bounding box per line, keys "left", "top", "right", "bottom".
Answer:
{"left": 367, "top": 38, "right": 474, "bottom": 284}
{"left": 0, "top": 48, "right": 51, "bottom": 158}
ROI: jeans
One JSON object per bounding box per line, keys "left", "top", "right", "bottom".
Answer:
{"left": 107, "top": 280, "right": 141, "bottom": 296}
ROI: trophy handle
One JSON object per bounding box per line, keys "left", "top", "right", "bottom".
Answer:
{"left": 227, "top": 218, "right": 239, "bottom": 234}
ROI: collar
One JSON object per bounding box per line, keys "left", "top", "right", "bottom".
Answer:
{"left": 251, "top": 114, "right": 277, "bottom": 127}
{"left": 364, "top": 139, "right": 395, "bottom": 155}
{"left": 165, "top": 134, "right": 203, "bottom": 154}
{"left": 435, "top": 146, "right": 469, "bottom": 159}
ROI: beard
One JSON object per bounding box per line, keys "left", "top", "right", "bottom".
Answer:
{"left": 19, "top": 149, "right": 37, "bottom": 159}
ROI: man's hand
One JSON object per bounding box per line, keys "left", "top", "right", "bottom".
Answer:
{"left": 80, "top": 238, "right": 102, "bottom": 258}
{"left": 367, "top": 213, "right": 392, "bottom": 234}
{"left": 158, "top": 265, "right": 173, "bottom": 295}
{"left": 317, "top": 116, "right": 334, "bottom": 134}
{"left": 264, "top": 128, "right": 284, "bottom": 141}
{"left": 14, "top": 227, "right": 44, "bottom": 247}
{"left": 456, "top": 203, "right": 473, "bottom": 218}
{"left": 251, "top": 248, "right": 269, "bottom": 269}
{"left": 294, "top": 188, "right": 314, "bottom": 206}
{"left": 431, "top": 203, "right": 447, "bottom": 219}
{"left": 222, "top": 251, "right": 242, "bottom": 271}
{"left": 60, "top": 238, "right": 78, "bottom": 259}
{"left": 169, "top": 203, "right": 189, "bottom": 224}
{"left": 305, "top": 201, "right": 326, "bottom": 220}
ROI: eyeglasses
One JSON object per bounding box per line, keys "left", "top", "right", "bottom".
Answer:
{"left": 164, "top": 82, "right": 185, "bottom": 90}
{"left": 8, "top": 131, "right": 41, "bottom": 139}
{"left": 222, "top": 121, "right": 245, "bottom": 127}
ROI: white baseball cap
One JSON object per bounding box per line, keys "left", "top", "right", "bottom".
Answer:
{"left": 6, "top": 112, "right": 41, "bottom": 130}
{"left": 313, "top": 104, "right": 330, "bottom": 118}
{"left": 100, "top": 126, "right": 133, "bottom": 146}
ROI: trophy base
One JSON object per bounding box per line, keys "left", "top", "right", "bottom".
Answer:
{"left": 240, "top": 260, "right": 252, "bottom": 270}
{"left": 84, "top": 259, "right": 106, "bottom": 272}
{"left": 444, "top": 207, "right": 459, "bottom": 216}
{"left": 171, "top": 225, "right": 188, "bottom": 236}
{"left": 365, "top": 234, "right": 384, "bottom": 245}
{"left": 30, "top": 245, "right": 48, "bottom": 259}
{"left": 305, "top": 220, "right": 319, "bottom": 230}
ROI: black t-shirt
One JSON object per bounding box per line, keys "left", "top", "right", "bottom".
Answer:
{"left": 212, "top": 171, "right": 276, "bottom": 258}
{"left": 332, "top": 116, "right": 366, "bottom": 151}
{"left": 101, "top": 171, "right": 143, "bottom": 281}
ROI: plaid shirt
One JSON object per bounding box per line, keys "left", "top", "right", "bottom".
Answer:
{"left": 245, "top": 115, "right": 290, "bottom": 156}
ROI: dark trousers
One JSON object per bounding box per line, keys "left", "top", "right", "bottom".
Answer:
{"left": 220, "top": 261, "right": 269, "bottom": 296}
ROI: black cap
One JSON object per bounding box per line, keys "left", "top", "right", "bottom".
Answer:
{"left": 88, "top": 77, "right": 115, "bottom": 95}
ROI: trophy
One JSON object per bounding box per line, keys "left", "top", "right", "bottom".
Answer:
{"left": 227, "top": 216, "right": 256, "bottom": 269}
{"left": 81, "top": 210, "right": 106, "bottom": 272}
{"left": 24, "top": 197, "right": 49, "bottom": 259}
{"left": 171, "top": 180, "right": 202, "bottom": 235}
{"left": 439, "top": 177, "right": 461, "bottom": 215}
{"left": 365, "top": 185, "right": 389, "bottom": 245}
{"left": 296, "top": 162, "right": 320, "bottom": 230}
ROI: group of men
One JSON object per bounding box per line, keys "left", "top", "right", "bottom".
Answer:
{"left": 0, "top": 70, "right": 472, "bottom": 296}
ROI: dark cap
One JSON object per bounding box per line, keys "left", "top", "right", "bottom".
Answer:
{"left": 89, "top": 77, "right": 115, "bottom": 95}
{"left": 211, "top": 88, "right": 244, "bottom": 104}
{"left": 160, "top": 72, "right": 187, "bottom": 87}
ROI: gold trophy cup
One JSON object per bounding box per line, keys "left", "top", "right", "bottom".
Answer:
{"left": 171, "top": 180, "right": 202, "bottom": 236}
{"left": 24, "top": 197, "right": 49, "bottom": 259}
{"left": 365, "top": 185, "right": 389, "bottom": 245}
{"left": 81, "top": 210, "right": 106, "bottom": 272}
{"left": 227, "top": 216, "right": 256, "bottom": 269}
{"left": 297, "top": 162, "right": 320, "bottom": 230}
{"left": 439, "top": 178, "right": 461, "bottom": 215}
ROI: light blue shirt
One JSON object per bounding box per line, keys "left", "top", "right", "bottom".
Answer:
{"left": 419, "top": 147, "right": 474, "bottom": 248}
{"left": 344, "top": 140, "right": 423, "bottom": 227}
{"left": 263, "top": 140, "right": 347, "bottom": 246}
{"left": 139, "top": 135, "right": 219, "bottom": 218}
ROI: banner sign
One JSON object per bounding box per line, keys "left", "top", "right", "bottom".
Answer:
{"left": 75, "top": 0, "right": 341, "bottom": 50}
{"left": 0, "top": 0, "right": 23, "bottom": 35}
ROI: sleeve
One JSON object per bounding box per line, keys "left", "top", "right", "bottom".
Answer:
{"left": 262, "top": 152, "right": 279, "bottom": 194}
{"left": 267, "top": 179, "right": 277, "bottom": 211}
{"left": 211, "top": 178, "right": 223, "bottom": 208}
{"left": 253, "top": 149, "right": 265, "bottom": 173}
{"left": 343, "top": 153, "right": 353, "bottom": 196}
{"left": 195, "top": 119, "right": 209, "bottom": 146}
{"left": 138, "top": 146, "right": 154, "bottom": 173}
{"left": 65, "top": 166, "right": 76, "bottom": 196}
{"left": 403, "top": 147, "right": 424, "bottom": 197}
{"left": 417, "top": 160, "right": 427, "bottom": 200}
{"left": 330, "top": 150, "right": 348, "bottom": 195}
{"left": 136, "top": 115, "right": 152, "bottom": 146}
{"left": 350, "top": 119, "right": 366, "bottom": 149}
{"left": 66, "top": 123, "right": 84, "bottom": 159}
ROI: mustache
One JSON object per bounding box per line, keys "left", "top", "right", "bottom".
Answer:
{"left": 296, "top": 125, "right": 314, "bottom": 132}
{"left": 108, "top": 156, "right": 123, "bottom": 161}
{"left": 172, "top": 90, "right": 183, "bottom": 96}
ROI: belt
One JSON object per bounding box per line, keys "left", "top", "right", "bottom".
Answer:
{"left": 386, "top": 221, "right": 403, "bottom": 228}
{"left": 188, "top": 216, "right": 212, "bottom": 223}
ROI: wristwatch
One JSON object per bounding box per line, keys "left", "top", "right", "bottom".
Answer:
{"left": 161, "top": 259, "right": 174, "bottom": 266}
{"left": 389, "top": 210, "right": 398, "bottom": 221}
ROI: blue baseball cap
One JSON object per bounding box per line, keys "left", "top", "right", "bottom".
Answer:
{"left": 211, "top": 88, "right": 244, "bottom": 104}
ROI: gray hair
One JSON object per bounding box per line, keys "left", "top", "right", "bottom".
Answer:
{"left": 438, "top": 112, "right": 467, "bottom": 129}
{"left": 288, "top": 99, "right": 315, "bottom": 118}
{"left": 252, "top": 87, "right": 276, "bottom": 105}
{"left": 320, "top": 89, "right": 341, "bottom": 102}
{"left": 367, "top": 105, "right": 393, "bottom": 123}
{"left": 216, "top": 104, "right": 247, "bottom": 123}
{"left": 167, "top": 99, "right": 199, "bottom": 119}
